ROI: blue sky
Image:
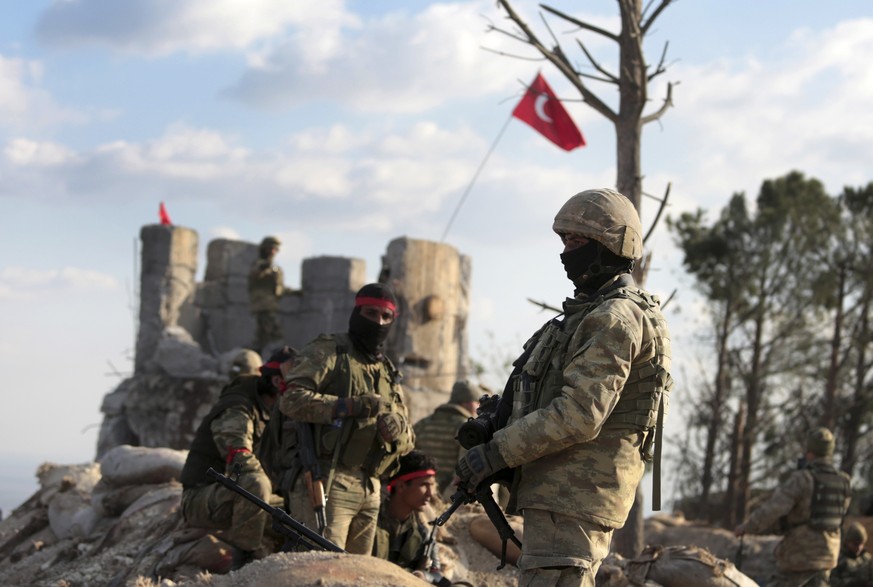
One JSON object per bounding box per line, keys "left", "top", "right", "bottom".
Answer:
{"left": 1, "top": 0, "right": 872, "bottom": 514}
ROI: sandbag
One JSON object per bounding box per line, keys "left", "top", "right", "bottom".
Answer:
{"left": 91, "top": 478, "right": 176, "bottom": 517}
{"left": 468, "top": 513, "right": 524, "bottom": 567}
{"left": 47, "top": 490, "right": 94, "bottom": 539}
{"left": 626, "top": 545, "right": 757, "bottom": 587}
{"left": 98, "top": 445, "right": 188, "bottom": 486}
{"left": 36, "top": 462, "right": 101, "bottom": 505}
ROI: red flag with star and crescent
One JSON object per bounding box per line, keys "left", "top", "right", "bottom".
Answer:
{"left": 512, "top": 73, "right": 585, "bottom": 151}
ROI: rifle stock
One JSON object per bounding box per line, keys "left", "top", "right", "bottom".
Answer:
{"left": 296, "top": 421, "right": 328, "bottom": 533}
{"left": 206, "top": 467, "right": 343, "bottom": 553}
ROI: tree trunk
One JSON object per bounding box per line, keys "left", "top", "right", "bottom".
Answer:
{"left": 821, "top": 265, "right": 846, "bottom": 430}
{"left": 724, "top": 403, "right": 746, "bottom": 528}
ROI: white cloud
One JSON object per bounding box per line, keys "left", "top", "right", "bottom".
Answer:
{"left": 0, "top": 54, "right": 85, "bottom": 130}
{"left": 225, "top": 0, "right": 546, "bottom": 113}
{"left": 208, "top": 226, "right": 241, "bottom": 240}
{"left": 662, "top": 17, "right": 873, "bottom": 207}
{"left": 4, "top": 138, "right": 78, "bottom": 166}
{"left": 0, "top": 266, "right": 119, "bottom": 299}
{"left": 34, "top": 0, "right": 356, "bottom": 57}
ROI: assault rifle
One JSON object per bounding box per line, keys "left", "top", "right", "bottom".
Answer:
{"left": 295, "top": 421, "right": 327, "bottom": 533}
{"left": 206, "top": 467, "right": 344, "bottom": 553}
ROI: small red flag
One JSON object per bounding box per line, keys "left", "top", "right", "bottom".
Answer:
{"left": 512, "top": 73, "right": 585, "bottom": 151}
{"left": 158, "top": 201, "right": 172, "bottom": 225}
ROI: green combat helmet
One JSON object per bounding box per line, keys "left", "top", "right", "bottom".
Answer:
{"left": 258, "top": 236, "right": 282, "bottom": 258}
{"left": 230, "top": 349, "right": 263, "bottom": 377}
{"left": 807, "top": 427, "right": 836, "bottom": 457}
{"left": 845, "top": 521, "right": 868, "bottom": 546}
{"left": 552, "top": 188, "right": 643, "bottom": 259}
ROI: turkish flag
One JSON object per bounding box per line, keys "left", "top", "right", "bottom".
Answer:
{"left": 158, "top": 201, "right": 172, "bottom": 225}
{"left": 512, "top": 73, "right": 585, "bottom": 151}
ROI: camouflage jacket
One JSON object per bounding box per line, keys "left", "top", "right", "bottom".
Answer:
{"left": 744, "top": 458, "right": 850, "bottom": 572}
{"left": 412, "top": 403, "right": 473, "bottom": 492}
{"left": 279, "top": 333, "right": 414, "bottom": 479}
{"left": 372, "top": 505, "right": 432, "bottom": 571}
{"left": 492, "top": 275, "right": 671, "bottom": 529}
{"left": 831, "top": 549, "right": 873, "bottom": 587}
{"left": 248, "top": 258, "right": 284, "bottom": 312}
{"left": 180, "top": 375, "right": 271, "bottom": 487}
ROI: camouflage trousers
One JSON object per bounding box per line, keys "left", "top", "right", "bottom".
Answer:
{"left": 253, "top": 310, "right": 282, "bottom": 351}
{"left": 766, "top": 569, "right": 830, "bottom": 587}
{"left": 516, "top": 508, "right": 612, "bottom": 587}
{"left": 181, "top": 470, "right": 273, "bottom": 553}
{"left": 286, "top": 467, "right": 380, "bottom": 555}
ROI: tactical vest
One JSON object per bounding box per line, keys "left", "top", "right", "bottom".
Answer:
{"left": 509, "top": 277, "right": 672, "bottom": 506}
{"left": 180, "top": 376, "right": 269, "bottom": 488}
{"left": 308, "top": 334, "right": 406, "bottom": 479}
{"left": 807, "top": 461, "right": 851, "bottom": 531}
{"left": 412, "top": 404, "right": 471, "bottom": 491}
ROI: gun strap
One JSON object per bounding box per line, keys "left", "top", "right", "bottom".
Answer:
{"left": 325, "top": 344, "right": 352, "bottom": 497}
{"left": 651, "top": 394, "right": 665, "bottom": 510}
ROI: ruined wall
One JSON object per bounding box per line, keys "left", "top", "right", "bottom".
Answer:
{"left": 98, "top": 226, "right": 471, "bottom": 457}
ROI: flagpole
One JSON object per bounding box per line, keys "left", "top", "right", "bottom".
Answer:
{"left": 440, "top": 113, "right": 514, "bottom": 243}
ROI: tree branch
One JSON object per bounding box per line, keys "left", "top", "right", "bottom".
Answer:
{"left": 496, "top": 0, "right": 618, "bottom": 122}
{"left": 640, "top": 81, "right": 674, "bottom": 125}
{"left": 643, "top": 182, "right": 671, "bottom": 244}
{"left": 641, "top": 0, "right": 676, "bottom": 35}
{"left": 539, "top": 4, "right": 619, "bottom": 42}
{"left": 647, "top": 40, "right": 669, "bottom": 81}
{"left": 577, "top": 39, "right": 619, "bottom": 84}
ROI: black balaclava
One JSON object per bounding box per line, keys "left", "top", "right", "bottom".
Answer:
{"left": 560, "top": 239, "right": 634, "bottom": 295}
{"left": 258, "top": 345, "right": 297, "bottom": 395}
{"left": 348, "top": 283, "right": 398, "bottom": 357}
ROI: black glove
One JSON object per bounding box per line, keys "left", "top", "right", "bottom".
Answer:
{"left": 455, "top": 442, "right": 507, "bottom": 489}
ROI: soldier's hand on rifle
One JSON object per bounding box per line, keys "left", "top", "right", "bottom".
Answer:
{"left": 376, "top": 412, "right": 405, "bottom": 443}
{"left": 456, "top": 442, "right": 507, "bottom": 489}
{"left": 333, "top": 394, "right": 382, "bottom": 419}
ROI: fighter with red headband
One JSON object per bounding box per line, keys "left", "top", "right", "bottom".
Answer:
{"left": 278, "top": 283, "right": 415, "bottom": 555}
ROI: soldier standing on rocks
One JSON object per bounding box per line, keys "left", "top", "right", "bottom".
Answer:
{"left": 249, "top": 236, "right": 285, "bottom": 352}
{"left": 735, "top": 427, "right": 852, "bottom": 587}
{"left": 278, "top": 283, "right": 415, "bottom": 554}
{"left": 454, "top": 188, "right": 673, "bottom": 587}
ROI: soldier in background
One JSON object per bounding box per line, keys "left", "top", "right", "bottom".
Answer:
{"left": 249, "top": 236, "right": 285, "bottom": 352}
{"left": 228, "top": 349, "right": 263, "bottom": 378}
{"left": 735, "top": 427, "right": 852, "bottom": 587}
{"left": 454, "top": 188, "right": 673, "bottom": 587}
{"left": 413, "top": 380, "right": 483, "bottom": 495}
{"left": 831, "top": 521, "right": 873, "bottom": 587}
{"left": 179, "top": 346, "right": 297, "bottom": 562}
{"left": 278, "top": 283, "right": 415, "bottom": 554}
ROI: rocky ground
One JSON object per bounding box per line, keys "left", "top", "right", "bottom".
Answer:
{"left": 5, "top": 447, "right": 861, "bottom": 587}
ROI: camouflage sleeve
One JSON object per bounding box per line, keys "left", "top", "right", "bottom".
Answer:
{"left": 279, "top": 336, "right": 340, "bottom": 424}
{"left": 210, "top": 405, "right": 264, "bottom": 475}
{"left": 745, "top": 470, "right": 811, "bottom": 534}
{"left": 392, "top": 383, "right": 415, "bottom": 457}
{"left": 493, "top": 302, "right": 642, "bottom": 467}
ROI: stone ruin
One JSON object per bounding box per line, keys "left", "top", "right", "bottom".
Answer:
{"left": 97, "top": 223, "right": 472, "bottom": 458}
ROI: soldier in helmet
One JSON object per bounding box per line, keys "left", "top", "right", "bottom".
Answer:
{"left": 454, "top": 188, "right": 672, "bottom": 587}
{"left": 735, "top": 427, "right": 852, "bottom": 587}
{"left": 832, "top": 521, "right": 873, "bottom": 587}
{"left": 413, "top": 380, "right": 484, "bottom": 495}
{"left": 228, "top": 349, "right": 263, "bottom": 378}
{"left": 248, "top": 236, "right": 285, "bottom": 352}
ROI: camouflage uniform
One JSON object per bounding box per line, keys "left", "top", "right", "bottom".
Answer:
{"left": 180, "top": 375, "right": 274, "bottom": 553}
{"left": 248, "top": 248, "right": 284, "bottom": 351}
{"left": 413, "top": 402, "right": 474, "bottom": 493}
{"left": 492, "top": 273, "right": 671, "bottom": 586}
{"left": 372, "top": 501, "right": 431, "bottom": 571}
{"left": 831, "top": 549, "right": 873, "bottom": 587}
{"left": 279, "top": 332, "right": 414, "bottom": 554}
{"left": 743, "top": 456, "right": 851, "bottom": 586}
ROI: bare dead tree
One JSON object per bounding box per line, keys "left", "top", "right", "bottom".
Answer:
{"left": 490, "top": 0, "right": 677, "bottom": 557}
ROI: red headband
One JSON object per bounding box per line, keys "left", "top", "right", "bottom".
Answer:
{"left": 387, "top": 469, "right": 436, "bottom": 494}
{"left": 259, "top": 361, "right": 282, "bottom": 374}
{"left": 355, "top": 296, "right": 397, "bottom": 312}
